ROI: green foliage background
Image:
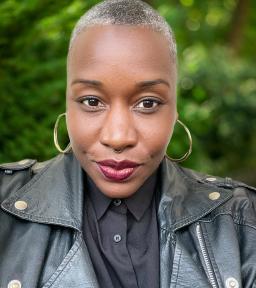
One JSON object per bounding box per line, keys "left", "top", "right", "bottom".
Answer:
{"left": 0, "top": 0, "right": 255, "bottom": 185}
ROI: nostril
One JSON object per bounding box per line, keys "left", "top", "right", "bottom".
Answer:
{"left": 101, "top": 140, "right": 136, "bottom": 153}
{"left": 113, "top": 148, "right": 124, "bottom": 154}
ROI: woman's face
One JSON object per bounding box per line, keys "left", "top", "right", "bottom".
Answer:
{"left": 66, "top": 25, "right": 177, "bottom": 198}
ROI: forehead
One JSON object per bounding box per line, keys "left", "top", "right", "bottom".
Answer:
{"left": 67, "top": 25, "right": 175, "bottom": 82}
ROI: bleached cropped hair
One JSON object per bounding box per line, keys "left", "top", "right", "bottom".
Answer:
{"left": 69, "top": 0, "right": 177, "bottom": 63}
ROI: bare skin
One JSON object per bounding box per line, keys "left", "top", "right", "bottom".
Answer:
{"left": 66, "top": 25, "right": 177, "bottom": 198}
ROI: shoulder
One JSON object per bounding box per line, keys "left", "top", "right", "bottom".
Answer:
{"left": 178, "top": 164, "right": 256, "bottom": 195}
{"left": 163, "top": 159, "right": 256, "bottom": 223}
{"left": 178, "top": 164, "right": 256, "bottom": 191}
{"left": 0, "top": 157, "right": 56, "bottom": 176}
{"left": 178, "top": 163, "right": 256, "bottom": 226}
{"left": 0, "top": 159, "right": 37, "bottom": 174}
{"left": 0, "top": 157, "right": 56, "bottom": 200}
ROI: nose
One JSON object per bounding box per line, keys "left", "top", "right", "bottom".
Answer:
{"left": 100, "top": 105, "right": 137, "bottom": 152}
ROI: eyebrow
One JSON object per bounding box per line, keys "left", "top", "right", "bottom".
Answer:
{"left": 137, "top": 79, "right": 170, "bottom": 89}
{"left": 71, "top": 78, "right": 170, "bottom": 88}
{"left": 71, "top": 79, "right": 103, "bottom": 87}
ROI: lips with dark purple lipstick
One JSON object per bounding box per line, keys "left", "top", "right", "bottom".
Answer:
{"left": 96, "top": 159, "right": 140, "bottom": 181}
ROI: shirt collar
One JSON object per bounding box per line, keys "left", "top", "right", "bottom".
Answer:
{"left": 87, "top": 170, "right": 158, "bottom": 221}
{"left": 125, "top": 170, "right": 157, "bottom": 221}
{"left": 86, "top": 176, "right": 112, "bottom": 220}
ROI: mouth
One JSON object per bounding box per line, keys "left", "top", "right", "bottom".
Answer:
{"left": 96, "top": 159, "right": 141, "bottom": 181}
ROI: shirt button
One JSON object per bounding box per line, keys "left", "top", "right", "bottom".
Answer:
{"left": 225, "top": 277, "right": 239, "bottom": 288}
{"left": 8, "top": 280, "right": 22, "bottom": 288}
{"left": 113, "top": 199, "right": 122, "bottom": 206}
{"left": 113, "top": 234, "right": 122, "bottom": 243}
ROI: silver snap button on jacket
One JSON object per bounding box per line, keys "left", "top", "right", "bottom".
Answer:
{"left": 208, "top": 192, "right": 220, "bottom": 201}
{"left": 225, "top": 277, "right": 239, "bottom": 288}
{"left": 14, "top": 200, "right": 28, "bottom": 211}
{"left": 8, "top": 280, "right": 22, "bottom": 288}
{"left": 206, "top": 177, "right": 217, "bottom": 182}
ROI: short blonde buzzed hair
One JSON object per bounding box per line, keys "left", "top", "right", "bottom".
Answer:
{"left": 69, "top": 0, "right": 177, "bottom": 63}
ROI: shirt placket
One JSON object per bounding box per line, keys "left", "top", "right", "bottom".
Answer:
{"left": 98, "top": 201, "right": 139, "bottom": 287}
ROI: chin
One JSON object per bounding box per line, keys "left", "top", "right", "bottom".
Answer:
{"left": 94, "top": 178, "right": 146, "bottom": 199}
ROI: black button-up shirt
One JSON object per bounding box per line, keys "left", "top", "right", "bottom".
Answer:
{"left": 83, "top": 171, "right": 159, "bottom": 288}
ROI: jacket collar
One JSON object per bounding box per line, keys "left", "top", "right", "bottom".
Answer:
{"left": 1, "top": 153, "right": 84, "bottom": 231}
{"left": 1, "top": 153, "right": 233, "bottom": 232}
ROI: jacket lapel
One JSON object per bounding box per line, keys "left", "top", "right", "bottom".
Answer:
{"left": 157, "top": 157, "right": 233, "bottom": 231}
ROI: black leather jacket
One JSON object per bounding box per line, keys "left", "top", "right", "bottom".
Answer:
{"left": 0, "top": 153, "right": 256, "bottom": 288}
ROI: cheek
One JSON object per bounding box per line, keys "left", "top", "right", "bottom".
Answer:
{"left": 66, "top": 109, "right": 97, "bottom": 152}
{"left": 137, "top": 112, "right": 176, "bottom": 157}
{"left": 147, "top": 127, "right": 174, "bottom": 158}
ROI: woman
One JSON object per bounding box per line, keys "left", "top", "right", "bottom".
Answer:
{"left": 0, "top": 1, "right": 256, "bottom": 287}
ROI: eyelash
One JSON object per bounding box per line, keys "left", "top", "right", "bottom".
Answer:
{"left": 78, "top": 96, "right": 105, "bottom": 112}
{"left": 78, "top": 96, "right": 163, "bottom": 113}
{"left": 133, "top": 98, "right": 162, "bottom": 113}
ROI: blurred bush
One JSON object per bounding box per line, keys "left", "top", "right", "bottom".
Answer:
{"left": 0, "top": 0, "right": 255, "bottom": 185}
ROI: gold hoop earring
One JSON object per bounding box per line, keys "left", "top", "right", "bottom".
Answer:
{"left": 165, "top": 119, "right": 192, "bottom": 163}
{"left": 54, "top": 113, "right": 72, "bottom": 154}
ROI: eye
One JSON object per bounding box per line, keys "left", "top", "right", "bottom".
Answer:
{"left": 80, "top": 96, "right": 105, "bottom": 111}
{"left": 83, "top": 97, "right": 101, "bottom": 106}
{"left": 134, "top": 98, "right": 162, "bottom": 113}
{"left": 137, "top": 99, "right": 158, "bottom": 108}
